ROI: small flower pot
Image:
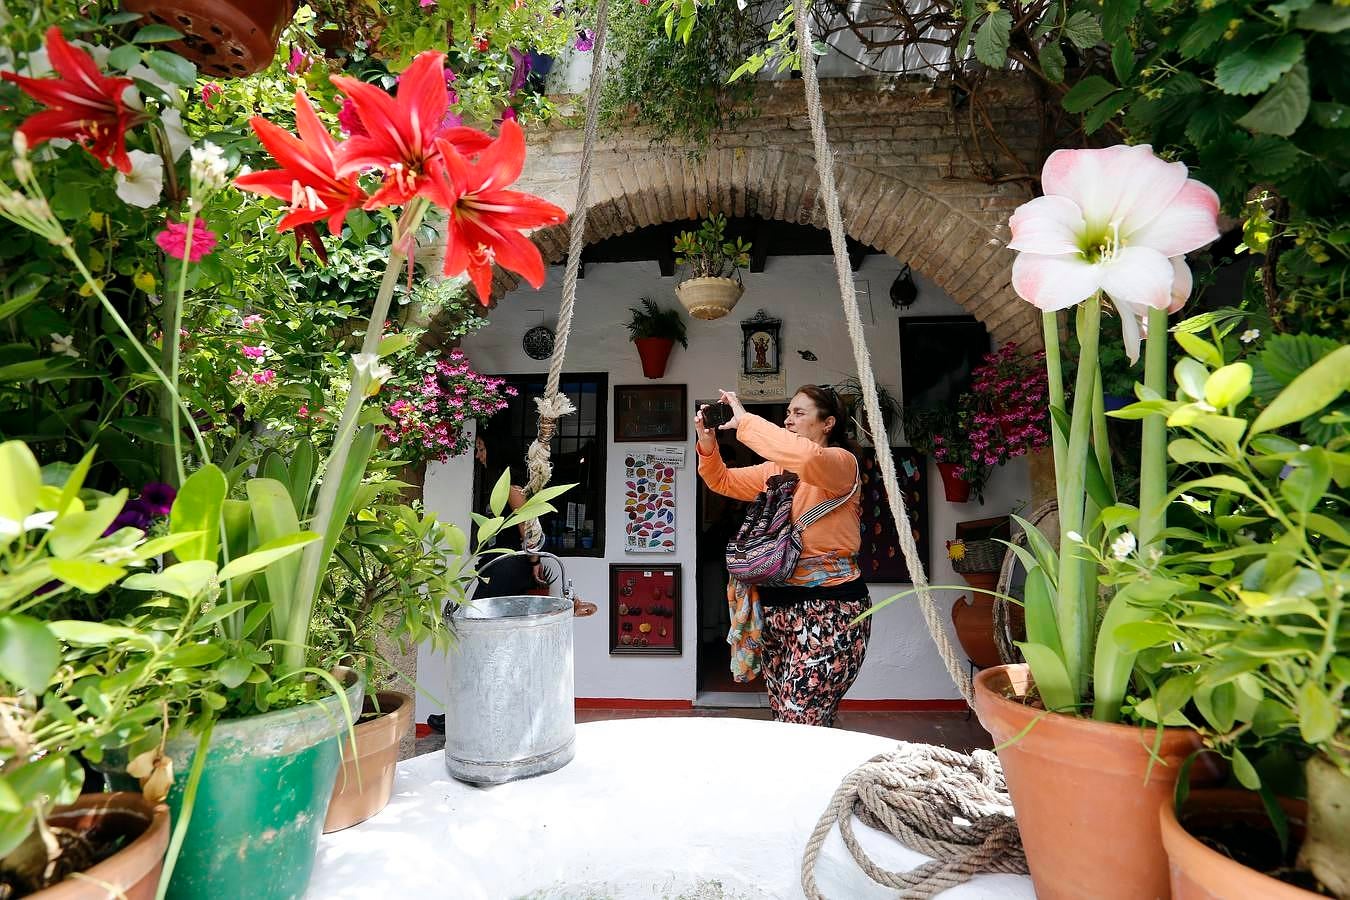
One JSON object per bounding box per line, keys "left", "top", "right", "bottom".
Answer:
{"left": 25, "top": 793, "right": 169, "bottom": 899}
{"left": 633, "top": 337, "right": 675, "bottom": 379}
{"left": 124, "top": 0, "right": 298, "bottom": 78}
{"left": 936, "top": 462, "right": 971, "bottom": 503}
{"left": 950, "top": 570, "right": 1002, "bottom": 669}
{"left": 675, "top": 277, "right": 742, "bottom": 320}
{"left": 324, "top": 691, "right": 414, "bottom": 833}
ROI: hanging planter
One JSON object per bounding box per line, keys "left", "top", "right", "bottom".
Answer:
{"left": 935, "top": 462, "right": 971, "bottom": 503}
{"left": 672, "top": 215, "right": 751, "bottom": 321}
{"left": 625, "top": 298, "right": 687, "bottom": 378}
{"left": 634, "top": 337, "right": 675, "bottom": 378}
{"left": 123, "top": 0, "right": 299, "bottom": 78}
{"left": 675, "top": 277, "right": 744, "bottom": 321}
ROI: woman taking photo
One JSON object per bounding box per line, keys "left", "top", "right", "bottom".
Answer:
{"left": 695, "top": 385, "right": 868, "bottom": 727}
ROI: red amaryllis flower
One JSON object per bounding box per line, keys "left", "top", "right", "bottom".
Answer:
{"left": 423, "top": 119, "right": 567, "bottom": 304}
{"left": 0, "top": 26, "right": 145, "bottom": 173}
{"left": 331, "top": 50, "right": 493, "bottom": 209}
{"left": 233, "top": 91, "right": 367, "bottom": 235}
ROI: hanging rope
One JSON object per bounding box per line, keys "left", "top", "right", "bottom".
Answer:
{"left": 792, "top": 3, "right": 972, "bottom": 702}
{"left": 800, "top": 745, "right": 1027, "bottom": 899}
{"left": 523, "top": 0, "right": 611, "bottom": 498}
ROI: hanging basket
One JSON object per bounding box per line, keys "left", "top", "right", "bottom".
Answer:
{"left": 675, "top": 277, "right": 743, "bottom": 321}
{"left": 936, "top": 462, "right": 972, "bottom": 503}
{"left": 123, "top": 0, "right": 298, "bottom": 78}
{"left": 633, "top": 337, "right": 675, "bottom": 379}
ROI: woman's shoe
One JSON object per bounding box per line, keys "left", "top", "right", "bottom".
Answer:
{"left": 426, "top": 714, "right": 445, "bottom": 733}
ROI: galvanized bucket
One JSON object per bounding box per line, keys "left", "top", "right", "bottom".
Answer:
{"left": 444, "top": 551, "right": 576, "bottom": 785}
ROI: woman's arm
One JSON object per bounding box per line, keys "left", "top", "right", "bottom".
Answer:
{"left": 735, "top": 414, "right": 856, "bottom": 495}
{"left": 696, "top": 443, "right": 775, "bottom": 501}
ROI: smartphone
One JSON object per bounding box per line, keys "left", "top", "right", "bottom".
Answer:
{"left": 700, "top": 402, "right": 732, "bottom": 429}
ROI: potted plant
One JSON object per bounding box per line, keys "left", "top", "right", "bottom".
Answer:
{"left": 902, "top": 407, "right": 988, "bottom": 503}
{"left": 965, "top": 145, "right": 1224, "bottom": 899}
{"left": 123, "top": 0, "right": 300, "bottom": 78}
{"left": 945, "top": 517, "right": 1015, "bottom": 669}
{"left": 1106, "top": 332, "right": 1349, "bottom": 897}
{"left": 625, "top": 297, "right": 688, "bottom": 379}
{"left": 672, "top": 213, "right": 751, "bottom": 320}
{"left": 831, "top": 377, "right": 901, "bottom": 446}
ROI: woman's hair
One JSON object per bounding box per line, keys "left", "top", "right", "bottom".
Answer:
{"left": 793, "top": 384, "right": 861, "bottom": 457}
{"left": 474, "top": 432, "right": 524, "bottom": 507}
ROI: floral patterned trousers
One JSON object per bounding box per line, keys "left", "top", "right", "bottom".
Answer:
{"left": 760, "top": 598, "right": 871, "bottom": 727}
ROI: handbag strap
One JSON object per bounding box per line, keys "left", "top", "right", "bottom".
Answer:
{"left": 792, "top": 461, "right": 860, "bottom": 533}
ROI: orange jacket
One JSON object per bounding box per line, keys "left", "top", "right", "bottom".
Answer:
{"left": 696, "top": 413, "right": 861, "bottom": 558}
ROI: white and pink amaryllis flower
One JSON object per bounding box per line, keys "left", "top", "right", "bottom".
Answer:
{"left": 1008, "top": 145, "right": 1221, "bottom": 363}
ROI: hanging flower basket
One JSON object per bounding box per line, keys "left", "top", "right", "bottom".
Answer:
{"left": 634, "top": 337, "right": 675, "bottom": 379}
{"left": 676, "top": 276, "right": 743, "bottom": 321}
{"left": 124, "top": 0, "right": 298, "bottom": 78}
{"left": 936, "top": 462, "right": 972, "bottom": 503}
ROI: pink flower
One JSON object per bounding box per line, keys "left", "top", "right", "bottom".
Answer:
{"left": 252, "top": 369, "right": 276, "bottom": 385}
{"left": 201, "top": 82, "right": 223, "bottom": 109}
{"left": 421, "top": 0, "right": 437, "bottom": 5}
{"left": 155, "top": 222, "right": 218, "bottom": 262}
{"left": 241, "top": 314, "right": 263, "bottom": 329}
{"left": 337, "top": 98, "right": 368, "bottom": 138}
{"left": 240, "top": 345, "right": 268, "bottom": 359}
{"left": 1008, "top": 145, "right": 1220, "bottom": 363}
{"left": 286, "top": 48, "right": 310, "bottom": 75}
{"left": 298, "top": 404, "right": 309, "bottom": 418}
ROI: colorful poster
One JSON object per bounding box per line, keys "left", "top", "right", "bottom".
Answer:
{"left": 624, "top": 453, "right": 676, "bottom": 552}
{"left": 858, "top": 447, "right": 929, "bottom": 583}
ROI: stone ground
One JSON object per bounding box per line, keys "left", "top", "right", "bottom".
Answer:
{"left": 412, "top": 708, "right": 991, "bottom": 758}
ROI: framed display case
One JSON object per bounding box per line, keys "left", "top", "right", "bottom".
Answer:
{"left": 614, "top": 384, "right": 688, "bottom": 443}
{"left": 609, "top": 564, "right": 682, "bottom": 655}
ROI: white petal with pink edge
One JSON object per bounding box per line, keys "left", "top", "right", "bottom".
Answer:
{"left": 1125, "top": 180, "right": 1221, "bottom": 257}
{"left": 1099, "top": 245, "right": 1176, "bottom": 312}
{"left": 1040, "top": 148, "right": 1118, "bottom": 228}
{"left": 1008, "top": 195, "right": 1087, "bottom": 256}
{"left": 1110, "top": 296, "right": 1148, "bottom": 365}
{"left": 1011, "top": 252, "right": 1102, "bottom": 311}
{"left": 1168, "top": 257, "right": 1193, "bottom": 313}
{"left": 1098, "top": 145, "right": 1190, "bottom": 237}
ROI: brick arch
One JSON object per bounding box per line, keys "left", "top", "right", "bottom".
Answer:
{"left": 481, "top": 146, "right": 1040, "bottom": 349}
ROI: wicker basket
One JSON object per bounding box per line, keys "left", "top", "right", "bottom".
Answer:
{"left": 949, "top": 538, "right": 1004, "bottom": 573}
{"left": 675, "top": 276, "right": 743, "bottom": 320}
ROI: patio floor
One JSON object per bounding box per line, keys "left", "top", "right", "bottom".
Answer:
{"left": 413, "top": 707, "right": 992, "bottom": 757}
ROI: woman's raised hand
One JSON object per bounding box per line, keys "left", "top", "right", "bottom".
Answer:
{"left": 695, "top": 405, "right": 718, "bottom": 452}
{"left": 717, "top": 389, "right": 746, "bottom": 429}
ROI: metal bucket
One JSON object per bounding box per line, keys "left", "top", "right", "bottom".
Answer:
{"left": 444, "top": 552, "right": 576, "bottom": 785}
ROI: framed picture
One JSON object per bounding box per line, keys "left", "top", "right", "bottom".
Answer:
{"left": 857, "top": 446, "right": 929, "bottom": 583}
{"left": 609, "top": 564, "right": 682, "bottom": 655}
{"left": 897, "top": 316, "right": 990, "bottom": 409}
{"left": 741, "top": 311, "right": 781, "bottom": 375}
{"left": 614, "top": 384, "right": 688, "bottom": 443}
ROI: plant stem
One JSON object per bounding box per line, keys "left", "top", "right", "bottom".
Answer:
{"left": 282, "top": 200, "right": 428, "bottom": 673}
{"left": 1041, "top": 311, "right": 1067, "bottom": 514}
{"left": 1057, "top": 298, "right": 1101, "bottom": 698}
{"left": 1137, "top": 305, "right": 1169, "bottom": 549}
{"left": 155, "top": 718, "right": 214, "bottom": 900}
{"left": 1091, "top": 369, "right": 1115, "bottom": 502}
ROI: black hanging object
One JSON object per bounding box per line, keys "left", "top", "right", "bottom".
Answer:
{"left": 522, "top": 325, "right": 555, "bottom": 360}
{"left": 890, "top": 264, "right": 918, "bottom": 309}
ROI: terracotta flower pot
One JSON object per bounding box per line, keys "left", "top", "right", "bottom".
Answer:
{"left": 1160, "top": 789, "right": 1317, "bottom": 900}
{"left": 675, "top": 276, "right": 742, "bottom": 320}
{"left": 936, "top": 462, "right": 971, "bottom": 503}
{"left": 950, "top": 571, "right": 1002, "bottom": 669}
{"left": 31, "top": 793, "right": 169, "bottom": 899}
{"left": 323, "top": 690, "right": 414, "bottom": 833}
{"left": 633, "top": 337, "right": 675, "bottom": 379}
{"left": 973, "top": 664, "right": 1220, "bottom": 900}
{"left": 124, "top": 0, "right": 298, "bottom": 78}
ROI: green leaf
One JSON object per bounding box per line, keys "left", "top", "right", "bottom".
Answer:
{"left": 1092, "top": 588, "right": 1153, "bottom": 722}
{"left": 49, "top": 492, "right": 127, "bottom": 558}
{"left": 166, "top": 643, "right": 224, "bottom": 668}
{"left": 47, "top": 559, "right": 126, "bottom": 593}
{"left": 974, "top": 10, "right": 1013, "bottom": 68}
{"left": 1280, "top": 449, "right": 1331, "bottom": 513}
{"left": 1175, "top": 332, "right": 1224, "bottom": 368}
{"left": 1251, "top": 345, "right": 1350, "bottom": 433}
{"left": 47, "top": 620, "right": 146, "bottom": 646}
{"left": 1310, "top": 102, "right": 1350, "bottom": 128}
{"left": 1215, "top": 35, "right": 1304, "bottom": 96}
{"left": 1246, "top": 135, "right": 1304, "bottom": 176}
{"left": 1180, "top": 10, "right": 1234, "bottom": 59}
{"left": 0, "top": 440, "right": 41, "bottom": 522}
{"left": 1016, "top": 642, "right": 1078, "bottom": 712}
{"left": 1304, "top": 513, "right": 1350, "bottom": 544}
{"left": 1205, "top": 363, "right": 1253, "bottom": 408}
{"left": 1111, "top": 40, "right": 1134, "bottom": 83}
{"left": 1102, "top": 0, "right": 1139, "bottom": 44}
{"left": 170, "top": 465, "right": 227, "bottom": 563}
{"left": 1038, "top": 42, "right": 1066, "bottom": 83}
{"left": 246, "top": 478, "right": 303, "bottom": 637}
{"left": 1296, "top": 4, "right": 1350, "bottom": 31}
{"left": 1168, "top": 439, "right": 1229, "bottom": 464}
{"left": 377, "top": 332, "right": 412, "bottom": 358}
{"left": 144, "top": 50, "right": 196, "bottom": 87}
{"left": 1022, "top": 565, "right": 1063, "bottom": 660}
{"left": 1236, "top": 61, "right": 1311, "bottom": 136}
{"left": 1156, "top": 673, "right": 1198, "bottom": 721}
{"left": 1170, "top": 475, "right": 1258, "bottom": 502}
{"left": 489, "top": 468, "right": 513, "bottom": 517}
{"left": 133, "top": 24, "right": 183, "bottom": 42}
{"left": 218, "top": 531, "right": 320, "bottom": 581}
{"left": 217, "top": 658, "right": 253, "bottom": 689}
{"left": 1085, "top": 92, "right": 1131, "bottom": 133}
{"left": 1175, "top": 358, "right": 1210, "bottom": 400}
{"left": 1296, "top": 681, "right": 1337, "bottom": 744}
{"left": 112, "top": 416, "right": 177, "bottom": 445}
{"left": 122, "top": 560, "right": 217, "bottom": 600}
{"left": 1062, "top": 76, "right": 1118, "bottom": 114}
{"left": 1232, "top": 748, "right": 1261, "bottom": 789}
{"left": 106, "top": 43, "right": 143, "bottom": 71}
{"left": 0, "top": 615, "right": 59, "bottom": 694}
{"left": 1062, "top": 10, "right": 1103, "bottom": 49}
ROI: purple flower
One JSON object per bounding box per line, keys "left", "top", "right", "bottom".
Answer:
{"left": 140, "top": 482, "right": 177, "bottom": 517}
{"left": 106, "top": 499, "right": 154, "bottom": 534}
{"left": 575, "top": 29, "right": 595, "bottom": 51}
{"left": 508, "top": 47, "right": 531, "bottom": 96}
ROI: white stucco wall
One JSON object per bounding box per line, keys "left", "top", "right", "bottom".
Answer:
{"left": 416, "top": 253, "right": 1029, "bottom": 719}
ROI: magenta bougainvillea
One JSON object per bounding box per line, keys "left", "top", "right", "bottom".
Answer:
{"left": 382, "top": 349, "right": 516, "bottom": 463}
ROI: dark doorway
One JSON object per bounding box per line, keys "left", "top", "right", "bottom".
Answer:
{"left": 695, "top": 402, "right": 786, "bottom": 694}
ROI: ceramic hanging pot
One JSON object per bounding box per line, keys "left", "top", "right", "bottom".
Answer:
{"left": 123, "top": 0, "right": 298, "bottom": 78}
{"left": 936, "top": 462, "right": 971, "bottom": 503}
{"left": 675, "top": 277, "right": 742, "bottom": 320}
{"left": 633, "top": 337, "right": 675, "bottom": 379}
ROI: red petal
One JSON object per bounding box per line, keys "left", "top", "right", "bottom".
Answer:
{"left": 331, "top": 75, "right": 410, "bottom": 171}
{"left": 393, "top": 50, "right": 449, "bottom": 154}
{"left": 473, "top": 118, "right": 527, "bottom": 191}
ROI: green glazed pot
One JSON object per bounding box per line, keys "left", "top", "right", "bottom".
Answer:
{"left": 102, "top": 671, "right": 363, "bottom": 900}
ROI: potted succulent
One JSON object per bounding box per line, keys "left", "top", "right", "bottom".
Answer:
{"left": 672, "top": 214, "right": 751, "bottom": 320}
{"left": 1107, "top": 332, "right": 1349, "bottom": 897}
{"left": 625, "top": 297, "right": 688, "bottom": 379}
{"left": 965, "top": 145, "right": 1225, "bottom": 899}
